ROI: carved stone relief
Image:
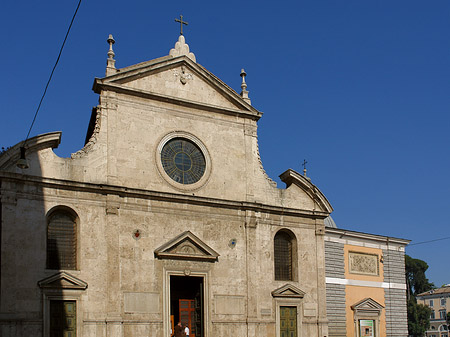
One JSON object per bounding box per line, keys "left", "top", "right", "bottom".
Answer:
{"left": 349, "top": 252, "right": 379, "bottom": 276}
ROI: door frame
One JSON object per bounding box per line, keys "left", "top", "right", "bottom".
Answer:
{"left": 42, "top": 290, "right": 83, "bottom": 337}
{"left": 164, "top": 268, "right": 209, "bottom": 337}
{"left": 275, "top": 298, "right": 302, "bottom": 337}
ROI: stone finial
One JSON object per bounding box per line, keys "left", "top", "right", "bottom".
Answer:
{"left": 169, "top": 35, "right": 196, "bottom": 62}
{"left": 240, "top": 69, "right": 251, "bottom": 104}
{"left": 106, "top": 34, "right": 117, "bottom": 76}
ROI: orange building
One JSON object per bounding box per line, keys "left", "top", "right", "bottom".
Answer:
{"left": 325, "top": 220, "right": 409, "bottom": 337}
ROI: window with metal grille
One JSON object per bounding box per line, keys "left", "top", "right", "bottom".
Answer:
{"left": 274, "top": 230, "right": 293, "bottom": 281}
{"left": 47, "top": 210, "right": 77, "bottom": 270}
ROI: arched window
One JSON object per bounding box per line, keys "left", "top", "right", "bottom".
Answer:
{"left": 274, "top": 229, "right": 296, "bottom": 281}
{"left": 47, "top": 208, "right": 77, "bottom": 270}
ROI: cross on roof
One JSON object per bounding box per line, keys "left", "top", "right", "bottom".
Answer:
{"left": 302, "top": 159, "right": 308, "bottom": 176}
{"left": 175, "top": 15, "right": 188, "bottom": 35}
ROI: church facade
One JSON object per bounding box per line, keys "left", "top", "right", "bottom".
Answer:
{"left": 0, "top": 34, "right": 407, "bottom": 337}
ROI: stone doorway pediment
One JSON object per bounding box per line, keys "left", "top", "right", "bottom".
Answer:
{"left": 351, "top": 298, "right": 384, "bottom": 311}
{"left": 271, "top": 284, "right": 306, "bottom": 298}
{"left": 38, "top": 272, "right": 88, "bottom": 290}
{"left": 154, "top": 231, "right": 219, "bottom": 262}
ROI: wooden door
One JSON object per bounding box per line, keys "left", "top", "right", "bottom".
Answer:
{"left": 280, "top": 306, "right": 297, "bottom": 337}
{"left": 179, "top": 299, "right": 195, "bottom": 336}
{"left": 50, "top": 300, "right": 76, "bottom": 337}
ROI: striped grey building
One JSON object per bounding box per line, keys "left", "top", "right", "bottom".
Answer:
{"left": 324, "top": 219, "right": 409, "bottom": 337}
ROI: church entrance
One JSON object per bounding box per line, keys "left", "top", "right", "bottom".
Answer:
{"left": 280, "top": 306, "right": 297, "bottom": 337}
{"left": 170, "top": 275, "right": 204, "bottom": 337}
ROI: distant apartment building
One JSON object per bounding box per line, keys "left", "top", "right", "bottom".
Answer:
{"left": 417, "top": 285, "right": 450, "bottom": 337}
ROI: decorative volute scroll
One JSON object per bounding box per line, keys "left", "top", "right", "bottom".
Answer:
{"left": 271, "top": 284, "right": 306, "bottom": 299}
{"left": 38, "top": 272, "right": 88, "bottom": 290}
{"left": 154, "top": 231, "right": 219, "bottom": 262}
{"left": 279, "top": 169, "right": 333, "bottom": 213}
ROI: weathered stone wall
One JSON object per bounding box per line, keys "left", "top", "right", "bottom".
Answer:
{"left": 0, "top": 39, "right": 331, "bottom": 337}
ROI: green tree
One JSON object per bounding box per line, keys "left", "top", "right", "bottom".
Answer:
{"left": 405, "top": 255, "right": 434, "bottom": 297}
{"left": 407, "top": 297, "right": 431, "bottom": 337}
{"left": 405, "top": 255, "right": 435, "bottom": 337}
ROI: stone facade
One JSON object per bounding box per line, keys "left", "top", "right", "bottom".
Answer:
{"left": 0, "top": 35, "right": 332, "bottom": 337}
{"left": 0, "top": 34, "right": 411, "bottom": 337}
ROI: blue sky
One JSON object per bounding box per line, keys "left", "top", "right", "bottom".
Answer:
{"left": 2, "top": 1, "right": 449, "bottom": 286}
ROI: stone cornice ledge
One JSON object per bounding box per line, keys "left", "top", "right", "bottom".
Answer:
{"left": 0, "top": 132, "right": 61, "bottom": 169}
{"left": 325, "top": 227, "right": 410, "bottom": 246}
{"left": 93, "top": 82, "right": 262, "bottom": 121}
{"left": 0, "top": 172, "right": 330, "bottom": 219}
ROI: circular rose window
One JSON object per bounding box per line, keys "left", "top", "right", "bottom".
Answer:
{"left": 160, "top": 138, "right": 206, "bottom": 185}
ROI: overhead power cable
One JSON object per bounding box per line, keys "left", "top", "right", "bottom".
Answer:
{"left": 408, "top": 236, "right": 450, "bottom": 247}
{"left": 24, "top": 0, "right": 82, "bottom": 143}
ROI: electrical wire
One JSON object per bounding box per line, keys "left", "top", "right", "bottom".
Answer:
{"left": 408, "top": 236, "right": 450, "bottom": 247}
{"left": 24, "top": 0, "right": 82, "bottom": 143}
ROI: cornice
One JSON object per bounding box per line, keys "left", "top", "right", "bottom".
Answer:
{"left": 279, "top": 169, "right": 333, "bottom": 213}
{"left": 93, "top": 82, "right": 261, "bottom": 121}
{"left": 93, "top": 56, "right": 262, "bottom": 120}
{"left": 325, "top": 227, "right": 410, "bottom": 246}
{"left": 0, "top": 132, "right": 61, "bottom": 169}
{"left": 0, "top": 172, "right": 330, "bottom": 219}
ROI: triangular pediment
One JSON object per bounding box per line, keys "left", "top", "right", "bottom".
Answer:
{"left": 271, "top": 284, "right": 306, "bottom": 298}
{"left": 93, "top": 56, "right": 261, "bottom": 120}
{"left": 154, "top": 231, "right": 219, "bottom": 262}
{"left": 351, "top": 298, "right": 384, "bottom": 311}
{"left": 38, "top": 272, "right": 87, "bottom": 290}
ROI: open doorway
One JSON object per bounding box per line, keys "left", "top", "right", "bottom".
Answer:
{"left": 170, "top": 275, "right": 204, "bottom": 337}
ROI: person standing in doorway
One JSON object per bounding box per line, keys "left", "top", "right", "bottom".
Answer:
{"left": 174, "top": 321, "right": 184, "bottom": 337}
{"left": 184, "top": 324, "right": 189, "bottom": 337}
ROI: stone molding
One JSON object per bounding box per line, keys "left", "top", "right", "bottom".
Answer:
{"left": 325, "top": 227, "right": 410, "bottom": 249}
{"left": 272, "top": 284, "right": 306, "bottom": 298}
{"left": 0, "top": 132, "right": 61, "bottom": 170}
{"left": 279, "top": 169, "right": 333, "bottom": 213}
{"left": 154, "top": 230, "right": 219, "bottom": 262}
{"left": 38, "top": 271, "right": 88, "bottom": 290}
{"left": 325, "top": 277, "right": 407, "bottom": 290}
{"left": 93, "top": 56, "right": 260, "bottom": 119}
{"left": 0, "top": 172, "right": 331, "bottom": 219}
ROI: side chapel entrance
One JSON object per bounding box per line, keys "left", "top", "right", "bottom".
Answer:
{"left": 170, "top": 275, "right": 204, "bottom": 337}
{"left": 280, "top": 306, "right": 297, "bottom": 337}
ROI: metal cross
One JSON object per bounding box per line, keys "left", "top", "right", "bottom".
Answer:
{"left": 302, "top": 159, "right": 308, "bottom": 171}
{"left": 175, "top": 15, "right": 188, "bottom": 35}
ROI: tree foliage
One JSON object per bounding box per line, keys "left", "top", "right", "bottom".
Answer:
{"left": 405, "top": 255, "right": 434, "bottom": 297}
{"left": 405, "top": 255, "right": 435, "bottom": 337}
{"left": 407, "top": 297, "right": 432, "bottom": 337}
